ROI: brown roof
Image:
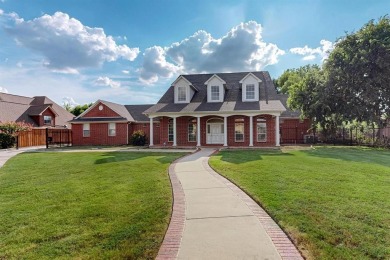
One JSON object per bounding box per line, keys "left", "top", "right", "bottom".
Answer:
{"left": 0, "top": 93, "right": 74, "bottom": 127}
{"left": 71, "top": 100, "right": 155, "bottom": 123}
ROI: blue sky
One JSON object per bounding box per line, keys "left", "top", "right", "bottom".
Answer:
{"left": 0, "top": 0, "right": 389, "bottom": 106}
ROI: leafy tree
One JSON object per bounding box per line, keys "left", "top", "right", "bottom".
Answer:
{"left": 276, "top": 65, "right": 337, "bottom": 133}
{"left": 70, "top": 103, "right": 93, "bottom": 116}
{"left": 324, "top": 16, "right": 390, "bottom": 127}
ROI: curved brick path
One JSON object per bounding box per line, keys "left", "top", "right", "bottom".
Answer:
{"left": 157, "top": 148, "right": 303, "bottom": 260}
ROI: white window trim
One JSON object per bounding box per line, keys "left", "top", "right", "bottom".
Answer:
{"left": 257, "top": 122, "right": 267, "bottom": 142}
{"left": 44, "top": 115, "right": 52, "bottom": 125}
{"left": 168, "top": 121, "right": 174, "bottom": 142}
{"left": 245, "top": 84, "right": 256, "bottom": 101}
{"left": 234, "top": 122, "right": 245, "bottom": 142}
{"left": 83, "top": 123, "right": 90, "bottom": 137}
{"left": 176, "top": 86, "right": 188, "bottom": 103}
{"left": 188, "top": 122, "right": 197, "bottom": 142}
{"left": 207, "top": 85, "right": 223, "bottom": 102}
{"left": 108, "top": 123, "right": 116, "bottom": 136}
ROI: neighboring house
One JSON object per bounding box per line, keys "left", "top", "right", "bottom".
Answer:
{"left": 144, "top": 71, "right": 310, "bottom": 147}
{"left": 0, "top": 92, "right": 74, "bottom": 128}
{"left": 69, "top": 100, "right": 158, "bottom": 146}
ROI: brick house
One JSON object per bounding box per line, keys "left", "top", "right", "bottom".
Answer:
{"left": 70, "top": 100, "right": 158, "bottom": 146}
{"left": 144, "top": 71, "right": 310, "bottom": 147}
{"left": 0, "top": 92, "right": 74, "bottom": 128}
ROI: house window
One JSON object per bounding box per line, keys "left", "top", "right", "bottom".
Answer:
{"left": 235, "top": 118, "right": 244, "bottom": 142}
{"left": 211, "top": 85, "right": 220, "bottom": 101}
{"left": 188, "top": 118, "right": 197, "bottom": 142}
{"left": 83, "top": 123, "right": 90, "bottom": 137}
{"left": 246, "top": 84, "right": 255, "bottom": 100}
{"left": 257, "top": 118, "right": 267, "bottom": 142}
{"left": 108, "top": 123, "right": 116, "bottom": 136}
{"left": 44, "top": 116, "right": 52, "bottom": 125}
{"left": 178, "top": 86, "right": 187, "bottom": 102}
{"left": 168, "top": 119, "right": 174, "bottom": 142}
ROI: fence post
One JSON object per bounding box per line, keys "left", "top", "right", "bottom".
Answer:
{"left": 60, "top": 130, "right": 62, "bottom": 148}
{"left": 350, "top": 128, "right": 353, "bottom": 146}
{"left": 295, "top": 126, "right": 298, "bottom": 144}
{"left": 46, "top": 128, "right": 49, "bottom": 149}
{"left": 16, "top": 135, "right": 19, "bottom": 150}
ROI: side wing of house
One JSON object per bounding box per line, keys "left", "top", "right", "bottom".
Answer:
{"left": 69, "top": 101, "right": 130, "bottom": 146}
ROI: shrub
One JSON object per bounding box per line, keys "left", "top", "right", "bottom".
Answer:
{"left": 0, "top": 121, "right": 32, "bottom": 149}
{"left": 0, "top": 133, "right": 15, "bottom": 149}
{"left": 130, "top": 130, "right": 147, "bottom": 146}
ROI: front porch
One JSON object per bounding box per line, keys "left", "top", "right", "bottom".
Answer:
{"left": 148, "top": 113, "right": 281, "bottom": 147}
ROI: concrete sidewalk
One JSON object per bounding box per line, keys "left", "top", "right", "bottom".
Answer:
{"left": 0, "top": 146, "right": 44, "bottom": 168}
{"left": 170, "top": 149, "right": 289, "bottom": 260}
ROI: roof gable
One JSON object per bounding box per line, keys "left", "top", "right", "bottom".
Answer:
{"left": 204, "top": 74, "right": 226, "bottom": 85}
{"left": 239, "top": 72, "right": 262, "bottom": 83}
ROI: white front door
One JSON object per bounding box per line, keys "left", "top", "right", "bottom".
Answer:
{"left": 206, "top": 123, "right": 224, "bottom": 144}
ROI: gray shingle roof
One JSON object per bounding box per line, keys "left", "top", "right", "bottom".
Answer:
{"left": 125, "top": 104, "right": 154, "bottom": 122}
{"left": 145, "top": 71, "right": 286, "bottom": 115}
{"left": 0, "top": 93, "right": 74, "bottom": 127}
{"left": 278, "top": 94, "right": 302, "bottom": 118}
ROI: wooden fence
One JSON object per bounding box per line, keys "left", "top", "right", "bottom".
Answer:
{"left": 17, "top": 128, "right": 72, "bottom": 148}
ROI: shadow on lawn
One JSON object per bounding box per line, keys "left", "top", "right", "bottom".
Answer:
{"left": 94, "top": 152, "right": 176, "bottom": 165}
{"left": 214, "top": 149, "right": 294, "bottom": 164}
{"left": 301, "top": 146, "right": 390, "bottom": 168}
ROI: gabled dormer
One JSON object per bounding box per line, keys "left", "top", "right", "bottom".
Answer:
{"left": 205, "top": 74, "right": 226, "bottom": 103}
{"left": 173, "top": 76, "right": 196, "bottom": 104}
{"left": 239, "top": 73, "right": 262, "bottom": 102}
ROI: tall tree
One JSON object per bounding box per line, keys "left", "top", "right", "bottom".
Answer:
{"left": 325, "top": 16, "right": 390, "bottom": 127}
{"left": 276, "top": 65, "right": 336, "bottom": 132}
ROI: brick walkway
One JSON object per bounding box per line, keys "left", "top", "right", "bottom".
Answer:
{"left": 157, "top": 148, "right": 303, "bottom": 260}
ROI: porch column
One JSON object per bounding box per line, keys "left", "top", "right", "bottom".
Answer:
{"left": 223, "top": 116, "right": 228, "bottom": 147}
{"left": 249, "top": 115, "right": 254, "bottom": 146}
{"left": 275, "top": 115, "right": 280, "bottom": 147}
{"left": 196, "top": 116, "right": 201, "bottom": 147}
{"left": 173, "top": 117, "right": 177, "bottom": 147}
{"left": 149, "top": 117, "right": 154, "bottom": 146}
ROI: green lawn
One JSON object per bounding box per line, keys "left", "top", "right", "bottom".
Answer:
{"left": 209, "top": 147, "right": 390, "bottom": 260}
{"left": 0, "top": 151, "right": 183, "bottom": 259}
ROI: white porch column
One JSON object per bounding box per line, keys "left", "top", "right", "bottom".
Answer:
{"left": 275, "top": 115, "right": 280, "bottom": 147}
{"left": 196, "top": 116, "right": 201, "bottom": 147}
{"left": 249, "top": 115, "right": 253, "bottom": 146}
{"left": 173, "top": 117, "right": 177, "bottom": 147}
{"left": 149, "top": 117, "right": 154, "bottom": 146}
{"left": 223, "top": 116, "right": 228, "bottom": 147}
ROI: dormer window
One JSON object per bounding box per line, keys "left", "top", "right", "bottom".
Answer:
{"left": 178, "top": 86, "right": 187, "bottom": 102}
{"left": 211, "top": 86, "right": 220, "bottom": 101}
{"left": 246, "top": 84, "right": 255, "bottom": 100}
{"left": 173, "top": 76, "right": 196, "bottom": 103}
{"left": 240, "top": 73, "right": 261, "bottom": 102}
{"left": 205, "top": 74, "right": 226, "bottom": 103}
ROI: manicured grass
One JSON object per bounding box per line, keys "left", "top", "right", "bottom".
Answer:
{"left": 209, "top": 147, "right": 390, "bottom": 260}
{"left": 0, "top": 152, "right": 183, "bottom": 259}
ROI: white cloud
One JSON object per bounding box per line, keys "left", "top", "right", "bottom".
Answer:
{"left": 4, "top": 12, "right": 140, "bottom": 71}
{"left": 62, "top": 97, "right": 78, "bottom": 108}
{"left": 122, "top": 70, "right": 130, "bottom": 74}
{"left": 94, "top": 76, "right": 121, "bottom": 88}
{"left": 139, "top": 46, "right": 181, "bottom": 84}
{"left": 290, "top": 40, "right": 334, "bottom": 61}
{"left": 139, "top": 21, "right": 285, "bottom": 84}
{"left": 0, "top": 86, "right": 8, "bottom": 93}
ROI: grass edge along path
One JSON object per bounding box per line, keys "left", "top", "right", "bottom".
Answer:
{"left": 0, "top": 151, "right": 184, "bottom": 259}
{"left": 209, "top": 146, "right": 390, "bottom": 260}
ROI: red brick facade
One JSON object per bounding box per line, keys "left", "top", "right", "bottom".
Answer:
{"left": 31, "top": 109, "right": 56, "bottom": 127}
{"left": 72, "top": 122, "right": 128, "bottom": 146}
{"left": 83, "top": 103, "right": 120, "bottom": 118}
{"left": 155, "top": 115, "right": 278, "bottom": 147}
{"left": 129, "top": 122, "right": 160, "bottom": 145}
